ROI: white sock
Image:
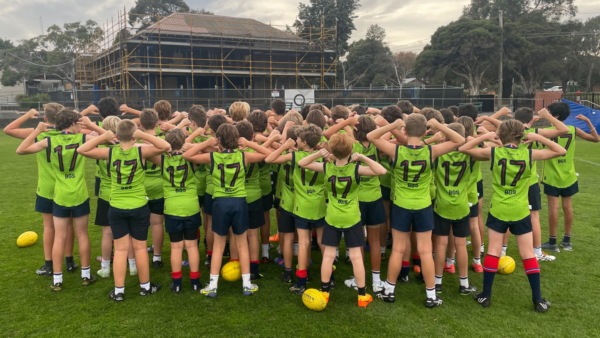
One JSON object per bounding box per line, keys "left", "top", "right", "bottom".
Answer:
{"left": 372, "top": 271, "right": 381, "bottom": 284}
{"left": 140, "top": 281, "right": 150, "bottom": 291}
{"left": 53, "top": 273, "right": 63, "bottom": 284}
{"left": 435, "top": 275, "right": 442, "bottom": 285}
{"left": 101, "top": 259, "right": 110, "bottom": 270}
{"left": 534, "top": 247, "right": 542, "bottom": 256}
{"left": 502, "top": 245, "right": 507, "bottom": 252}
{"left": 336, "top": 249, "right": 339, "bottom": 258}
{"left": 208, "top": 274, "right": 219, "bottom": 289}
{"left": 128, "top": 258, "right": 136, "bottom": 269}
{"left": 481, "top": 244, "right": 485, "bottom": 252}
{"left": 473, "top": 257, "right": 481, "bottom": 265}
{"left": 460, "top": 276, "right": 469, "bottom": 288}
{"left": 426, "top": 287, "right": 436, "bottom": 300}
{"left": 384, "top": 280, "right": 395, "bottom": 294}
{"left": 115, "top": 286, "right": 124, "bottom": 294}
{"left": 380, "top": 246, "right": 385, "bottom": 254}
{"left": 242, "top": 273, "right": 252, "bottom": 288}
{"left": 432, "top": 251, "right": 435, "bottom": 259}
{"left": 153, "top": 255, "right": 161, "bottom": 262}
{"left": 81, "top": 267, "right": 90, "bottom": 279}
{"left": 346, "top": 249, "right": 350, "bottom": 257}
{"left": 262, "top": 244, "right": 270, "bottom": 258}
{"left": 446, "top": 257, "right": 454, "bottom": 266}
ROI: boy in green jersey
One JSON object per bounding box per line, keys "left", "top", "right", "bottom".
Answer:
{"left": 432, "top": 123, "right": 478, "bottom": 296}
{"left": 368, "top": 114, "right": 465, "bottom": 308}
{"left": 78, "top": 120, "right": 170, "bottom": 302}
{"left": 184, "top": 124, "right": 271, "bottom": 298}
{"left": 265, "top": 123, "right": 302, "bottom": 284}
{"left": 299, "top": 133, "right": 387, "bottom": 307}
{"left": 460, "top": 120, "right": 566, "bottom": 312}
{"left": 139, "top": 109, "right": 167, "bottom": 268}
{"left": 4, "top": 104, "right": 78, "bottom": 276}
{"left": 236, "top": 122, "right": 281, "bottom": 280}
{"left": 541, "top": 102, "right": 599, "bottom": 252}
{"left": 17, "top": 111, "right": 106, "bottom": 291}
{"left": 145, "top": 129, "right": 203, "bottom": 294}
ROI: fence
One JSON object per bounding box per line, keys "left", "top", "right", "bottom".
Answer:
{"left": 564, "top": 92, "right": 600, "bottom": 106}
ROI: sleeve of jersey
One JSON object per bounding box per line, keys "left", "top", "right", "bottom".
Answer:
{"left": 354, "top": 163, "right": 360, "bottom": 185}
{"left": 528, "top": 148, "right": 533, "bottom": 169}
{"left": 322, "top": 162, "right": 326, "bottom": 175}
{"left": 291, "top": 152, "right": 296, "bottom": 175}
{"left": 490, "top": 147, "right": 495, "bottom": 171}
{"left": 138, "top": 147, "right": 145, "bottom": 169}
{"left": 427, "top": 144, "right": 433, "bottom": 169}
{"left": 209, "top": 153, "right": 215, "bottom": 174}
{"left": 392, "top": 145, "right": 400, "bottom": 168}
{"left": 241, "top": 152, "right": 246, "bottom": 173}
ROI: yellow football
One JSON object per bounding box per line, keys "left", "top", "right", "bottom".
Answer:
{"left": 17, "top": 231, "right": 38, "bottom": 248}
{"left": 302, "top": 288, "right": 328, "bottom": 312}
{"left": 498, "top": 256, "right": 516, "bottom": 275}
{"left": 221, "top": 261, "right": 241, "bottom": 282}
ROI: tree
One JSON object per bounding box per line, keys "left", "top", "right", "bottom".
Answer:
{"left": 366, "top": 24, "right": 386, "bottom": 42}
{"left": 387, "top": 51, "right": 417, "bottom": 88}
{"left": 189, "top": 8, "right": 214, "bottom": 15}
{"left": 416, "top": 19, "right": 501, "bottom": 96}
{"left": 296, "top": 0, "right": 361, "bottom": 55}
{"left": 0, "top": 38, "right": 14, "bottom": 51}
{"left": 557, "top": 20, "right": 586, "bottom": 92}
{"left": 581, "top": 16, "right": 600, "bottom": 91}
{"left": 342, "top": 37, "right": 391, "bottom": 88}
{"left": 462, "top": 0, "right": 577, "bottom": 21}
{"left": 128, "top": 0, "right": 191, "bottom": 29}
{"left": 1, "top": 21, "right": 103, "bottom": 92}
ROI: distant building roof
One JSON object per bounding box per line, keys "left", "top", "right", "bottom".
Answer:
{"left": 139, "top": 13, "right": 304, "bottom": 43}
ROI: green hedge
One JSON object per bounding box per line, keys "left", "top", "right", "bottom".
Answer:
{"left": 16, "top": 93, "right": 51, "bottom": 110}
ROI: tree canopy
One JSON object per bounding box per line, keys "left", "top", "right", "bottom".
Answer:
{"left": 462, "top": 0, "right": 577, "bottom": 21}
{"left": 128, "top": 0, "right": 192, "bottom": 29}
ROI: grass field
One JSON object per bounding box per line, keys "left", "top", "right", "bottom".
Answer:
{"left": 1, "top": 132, "right": 600, "bottom": 337}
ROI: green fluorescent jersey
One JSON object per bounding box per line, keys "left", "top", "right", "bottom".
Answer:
{"left": 467, "top": 156, "right": 480, "bottom": 205}
{"left": 324, "top": 161, "right": 361, "bottom": 228}
{"left": 434, "top": 151, "right": 471, "bottom": 220}
{"left": 98, "top": 143, "right": 119, "bottom": 202}
{"left": 162, "top": 153, "right": 200, "bottom": 217}
{"left": 277, "top": 152, "right": 295, "bottom": 213}
{"left": 258, "top": 161, "right": 272, "bottom": 196}
{"left": 542, "top": 125, "right": 576, "bottom": 188}
{"left": 109, "top": 146, "right": 148, "bottom": 210}
{"left": 292, "top": 151, "right": 326, "bottom": 220}
{"left": 490, "top": 146, "right": 532, "bottom": 222}
{"left": 352, "top": 142, "right": 382, "bottom": 202}
{"left": 192, "top": 134, "right": 211, "bottom": 196}
{"left": 94, "top": 121, "right": 103, "bottom": 178}
{"left": 392, "top": 145, "right": 433, "bottom": 210}
{"left": 379, "top": 153, "right": 392, "bottom": 188}
{"left": 210, "top": 150, "right": 247, "bottom": 198}
{"left": 522, "top": 127, "right": 539, "bottom": 185}
{"left": 35, "top": 128, "right": 60, "bottom": 200}
{"left": 143, "top": 136, "right": 164, "bottom": 201}
{"left": 49, "top": 132, "right": 88, "bottom": 207}
{"left": 241, "top": 148, "right": 262, "bottom": 203}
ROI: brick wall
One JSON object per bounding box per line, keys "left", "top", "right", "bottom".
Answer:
{"left": 534, "top": 91, "right": 563, "bottom": 112}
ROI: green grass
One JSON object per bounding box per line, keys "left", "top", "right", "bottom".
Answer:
{"left": 1, "top": 132, "right": 600, "bottom": 337}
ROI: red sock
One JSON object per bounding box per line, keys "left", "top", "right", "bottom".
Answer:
{"left": 523, "top": 257, "right": 540, "bottom": 274}
{"left": 172, "top": 270, "right": 182, "bottom": 279}
{"left": 483, "top": 255, "right": 500, "bottom": 272}
{"left": 296, "top": 269, "right": 307, "bottom": 278}
{"left": 190, "top": 271, "right": 200, "bottom": 279}
{"left": 207, "top": 250, "right": 212, "bottom": 256}
{"left": 230, "top": 258, "right": 239, "bottom": 262}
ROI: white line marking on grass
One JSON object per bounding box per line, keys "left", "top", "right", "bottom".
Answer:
{"left": 575, "top": 158, "right": 600, "bottom": 167}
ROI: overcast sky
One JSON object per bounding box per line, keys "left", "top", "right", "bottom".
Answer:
{"left": 1, "top": 0, "right": 599, "bottom": 53}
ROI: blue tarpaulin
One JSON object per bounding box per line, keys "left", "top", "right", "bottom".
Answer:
{"left": 562, "top": 99, "right": 599, "bottom": 133}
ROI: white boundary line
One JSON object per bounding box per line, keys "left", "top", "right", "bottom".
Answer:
{"left": 575, "top": 158, "right": 600, "bottom": 167}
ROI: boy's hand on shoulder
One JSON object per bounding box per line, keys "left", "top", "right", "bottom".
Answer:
{"left": 178, "top": 118, "right": 191, "bottom": 128}
{"left": 318, "top": 148, "right": 330, "bottom": 159}
{"left": 102, "top": 130, "right": 116, "bottom": 144}
{"left": 284, "top": 120, "right": 295, "bottom": 128}
{"left": 133, "top": 129, "right": 145, "bottom": 140}
{"left": 498, "top": 107, "right": 512, "bottom": 116}
{"left": 27, "top": 109, "right": 40, "bottom": 119}
{"left": 85, "top": 104, "right": 99, "bottom": 115}
{"left": 181, "top": 143, "right": 193, "bottom": 152}
{"left": 576, "top": 114, "right": 591, "bottom": 123}
{"left": 536, "top": 108, "right": 550, "bottom": 119}
{"left": 477, "top": 125, "right": 489, "bottom": 135}
{"left": 531, "top": 115, "right": 541, "bottom": 123}
{"left": 120, "top": 104, "right": 129, "bottom": 115}
{"left": 393, "top": 118, "right": 405, "bottom": 129}
{"left": 79, "top": 116, "right": 93, "bottom": 127}
{"left": 374, "top": 115, "right": 388, "bottom": 127}
{"left": 284, "top": 138, "right": 296, "bottom": 149}
{"left": 238, "top": 137, "right": 249, "bottom": 148}
{"left": 430, "top": 131, "right": 444, "bottom": 144}
{"left": 35, "top": 122, "right": 49, "bottom": 132}
{"left": 347, "top": 116, "right": 359, "bottom": 126}
{"left": 205, "top": 137, "right": 218, "bottom": 148}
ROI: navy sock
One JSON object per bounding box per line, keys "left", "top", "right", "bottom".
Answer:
{"left": 45, "top": 260, "right": 52, "bottom": 267}
{"left": 549, "top": 236, "right": 557, "bottom": 245}
{"left": 65, "top": 256, "right": 74, "bottom": 264}
{"left": 482, "top": 255, "right": 499, "bottom": 297}
{"left": 399, "top": 261, "right": 410, "bottom": 280}
{"left": 250, "top": 262, "right": 259, "bottom": 274}
{"left": 298, "top": 277, "right": 307, "bottom": 288}
{"left": 173, "top": 277, "right": 182, "bottom": 287}
{"left": 321, "top": 280, "right": 331, "bottom": 292}
{"left": 527, "top": 273, "right": 542, "bottom": 301}
{"left": 358, "top": 286, "right": 366, "bottom": 296}
{"left": 284, "top": 268, "right": 292, "bottom": 276}
{"left": 562, "top": 235, "right": 571, "bottom": 243}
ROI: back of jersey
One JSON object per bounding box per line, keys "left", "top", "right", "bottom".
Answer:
{"left": 292, "top": 151, "right": 326, "bottom": 220}
{"left": 352, "top": 142, "right": 382, "bottom": 202}
{"left": 35, "top": 128, "right": 60, "bottom": 200}
{"left": 241, "top": 148, "right": 262, "bottom": 203}
{"left": 324, "top": 161, "right": 361, "bottom": 228}
{"left": 542, "top": 125, "right": 576, "bottom": 188}
{"left": 192, "top": 134, "right": 211, "bottom": 197}
{"left": 434, "top": 151, "right": 471, "bottom": 220}
{"left": 163, "top": 153, "right": 199, "bottom": 217}
{"left": 210, "top": 150, "right": 246, "bottom": 198}
{"left": 392, "top": 145, "right": 433, "bottom": 210}
{"left": 49, "top": 133, "right": 87, "bottom": 207}
{"left": 144, "top": 136, "right": 164, "bottom": 201}
{"left": 277, "top": 151, "right": 294, "bottom": 213}
{"left": 490, "top": 146, "right": 532, "bottom": 222}
{"left": 109, "top": 146, "right": 147, "bottom": 210}
{"left": 98, "top": 143, "right": 119, "bottom": 202}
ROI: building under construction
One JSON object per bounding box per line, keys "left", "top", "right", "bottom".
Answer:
{"left": 76, "top": 10, "right": 337, "bottom": 98}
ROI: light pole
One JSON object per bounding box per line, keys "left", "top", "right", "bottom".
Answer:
{"left": 498, "top": 10, "right": 504, "bottom": 111}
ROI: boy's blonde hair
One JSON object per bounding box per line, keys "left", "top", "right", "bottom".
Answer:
{"left": 43, "top": 103, "right": 64, "bottom": 124}
{"left": 329, "top": 133, "right": 353, "bottom": 160}
{"left": 446, "top": 123, "right": 465, "bottom": 138}
{"left": 497, "top": 120, "right": 524, "bottom": 145}
{"left": 421, "top": 108, "right": 444, "bottom": 124}
{"left": 404, "top": 114, "right": 427, "bottom": 137}
{"left": 276, "top": 111, "right": 303, "bottom": 133}
{"left": 216, "top": 124, "right": 240, "bottom": 150}
{"left": 154, "top": 100, "right": 171, "bottom": 121}
{"left": 229, "top": 101, "right": 250, "bottom": 122}
{"left": 457, "top": 116, "right": 475, "bottom": 138}
{"left": 117, "top": 120, "right": 138, "bottom": 142}
{"left": 102, "top": 116, "right": 121, "bottom": 133}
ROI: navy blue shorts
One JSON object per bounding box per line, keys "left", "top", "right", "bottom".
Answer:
{"left": 486, "top": 212, "right": 532, "bottom": 236}
{"left": 433, "top": 212, "right": 470, "bottom": 238}
{"left": 529, "top": 183, "right": 542, "bottom": 211}
{"left": 212, "top": 197, "right": 249, "bottom": 236}
{"left": 278, "top": 208, "right": 296, "bottom": 233}
{"left": 198, "top": 195, "right": 205, "bottom": 208}
{"left": 262, "top": 192, "right": 274, "bottom": 212}
{"left": 94, "top": 176, "right": 100, "bottom": 197}
{"left": 390, "top": 204, "right": 434, "bottom": 233}
{"left": 204, "top": 193, "right": 214, "bottom": 215}
{"left": 148, "top": 198, "right": 164, "bottom": 215}
{"left": 359, "top": 198, "right": 387, "bottom": 226}
{"left": 477, "top": 180, "right": 484, "bottom": 200}
{"left": 53, "top": 199, "right": 91, "bottom": 218}
{"left": 273, "top": 197, "right": 281, "bottom": 210}
{"left": 35, "top": 194, "right": 53, "bottom": 214}
{"left": 248, "top": 199, "right": 266, "bottom": 229}
{"left": 321, "top": 221, "right": 365, "bottom": 248}
{"left": 543, "top": 181, "right": 579, "bottom": 198}
{"left": 165, "top": 213, "right": 201, "bottom": 235}
{"left": 380, "top": 186, "right": 391, "bottom": 201}
{"left": 469, "top": 202, "right": 479, "bottom": 218}
{"left": 294, "top": 214, "right": 324, "bottom": 230}
{"left": 95, "top": 198, "right": 110, "bottom": 226}
{"left": 109, "top": 204, "right": 150, "bottom": 241}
